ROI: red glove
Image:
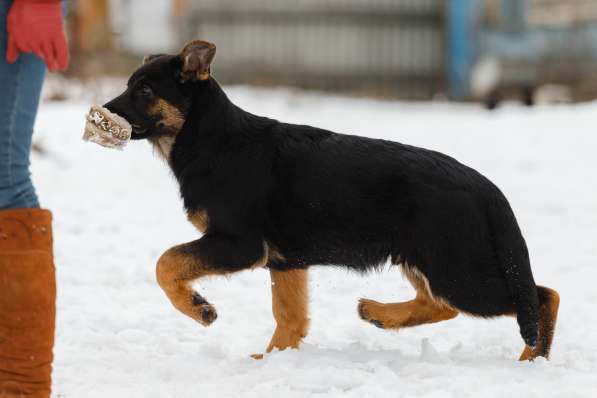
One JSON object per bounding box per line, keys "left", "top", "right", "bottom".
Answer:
{"left": 6, "top": 0, "right": 69, "bottom": 71}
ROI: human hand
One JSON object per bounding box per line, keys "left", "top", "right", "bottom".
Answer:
{"left": 6, "top": 0, "right": 69, "bottom": 71}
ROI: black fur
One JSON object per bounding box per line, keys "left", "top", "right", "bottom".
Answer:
{"left": 105, "top": 52, "right": 540, "bottom": 348}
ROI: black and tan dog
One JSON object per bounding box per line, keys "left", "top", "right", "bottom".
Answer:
{"left": 104, "top": 40, "right": 559, "bottom": 361}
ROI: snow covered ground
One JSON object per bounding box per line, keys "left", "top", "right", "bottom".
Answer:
{"left": 32, "top": 85, "right": 596, "bottom": 397}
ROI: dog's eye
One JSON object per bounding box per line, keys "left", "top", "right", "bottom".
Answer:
{"left": 139, "top": 84, "right": 153, "bottom": 98}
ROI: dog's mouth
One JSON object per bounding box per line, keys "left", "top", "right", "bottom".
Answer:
{"left": 131, "top": 124, "right": 148, "bottom": 135}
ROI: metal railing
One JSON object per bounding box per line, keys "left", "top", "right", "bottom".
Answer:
{"left": 176, "top": 0, "right": 445, "bottom": 99}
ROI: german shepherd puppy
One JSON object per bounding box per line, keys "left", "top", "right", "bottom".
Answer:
{"left": 104, "top": 40, "right": 559, "bottom": 360}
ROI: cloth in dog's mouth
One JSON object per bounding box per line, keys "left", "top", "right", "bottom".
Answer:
{"left": 83, "top": 105, "right": 132, "bottom": 150}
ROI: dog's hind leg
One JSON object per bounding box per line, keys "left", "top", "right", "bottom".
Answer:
{"left": 519, "top": 286, "right": 560, "bottom": 361}
{"left": 358, "top": 266, "right": 458, "bottom": 330}
{"left": 265, "top": 269, "right": 310, "bottom": 353}
{"left": 358, "top": 295, "right": 458, "bottom": 330}
{"left": 156, "top": 236, "right": 267, "bottom": 326}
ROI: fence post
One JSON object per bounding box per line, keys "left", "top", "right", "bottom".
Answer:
{"left": 446, "top": 0, "right": 478, "bottom": 100}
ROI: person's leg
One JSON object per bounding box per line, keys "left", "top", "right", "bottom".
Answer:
{"left": 0, "top": 209, "right": 55, "bottom": 397}
{"left": 0, "top": 0, "right": 46, "bottom": 210}
{"left": 0, "top": 2, "right": 56, "bottom": 397}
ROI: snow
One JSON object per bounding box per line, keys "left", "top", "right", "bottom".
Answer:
{"left": 31, "top": 85, "right": 597, "bottom": 397}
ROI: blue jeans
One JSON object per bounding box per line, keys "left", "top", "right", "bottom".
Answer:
{"left": 0, "top": 0, "right": 46, "bottom": 209}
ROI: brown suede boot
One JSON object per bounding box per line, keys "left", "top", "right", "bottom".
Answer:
{"left": 0, "top": 209, "right": 55, "bottom": 398}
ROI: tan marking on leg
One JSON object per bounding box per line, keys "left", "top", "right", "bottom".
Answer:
{"left": 157, "top": 240, "right": 270, "bottom": 326}
{"left": 267, "top": 243, "right": 286, "bottom": 263}
{"left": 250, "top": 243, "right": 270, "bottom": 270}
{"left": 156, "top": 245, "right": 218, "bottom": 326}
{"left": 359, "top": 264, "right": 458, "bottom": 329}
{"left": 266, "top": 269, "right": 310, "bottom": 353}
{"left": 187, "top": 209, "right": 209, "bottom": 234}
{"left": 518, "top": 347, "right": 533, "bottom": 361}
{"left": 401, "top": 264, "right": 454, "bottom": 310}
{"left": 519, "top": 286, "right": 560, "bottom": 361}
{"left": 358, "top": 296, "right": 458, "bottom": 330}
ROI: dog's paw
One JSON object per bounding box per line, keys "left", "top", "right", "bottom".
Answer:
{"left": 197, "top": 304, "right": 218, "bottom": 325}
{"left": 192, "top": 293, "right": 218, "bottom": 326}
{"left": 358, "top": 298, "right": 385, "bottom": 329}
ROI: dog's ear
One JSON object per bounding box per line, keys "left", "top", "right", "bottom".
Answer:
{"left": 142, "top": 54, "right": 166, "bottom": 65}
{"left": 179, "top": 40, "right": 216, "bottom": 82}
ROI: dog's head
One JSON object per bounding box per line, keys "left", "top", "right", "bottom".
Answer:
{"left": 104, "top": 40, "right": 216, "bottom": 140}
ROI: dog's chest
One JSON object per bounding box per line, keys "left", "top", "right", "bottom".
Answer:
{"left": 187, "top": 209, "right": 209, "bottom": 234}
{"left": 150, "top": 136, "right": 176, "bottom": 161}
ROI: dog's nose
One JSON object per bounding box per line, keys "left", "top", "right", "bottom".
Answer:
{"left": 103, "top": 99, "right": 117, "bottom": 113}
{"left": 103, "top": 93, "right": 127, "bottom": 116}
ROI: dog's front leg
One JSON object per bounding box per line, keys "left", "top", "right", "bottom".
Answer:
{"left": 266, "top": 268, "right": 310, "bottom": 352}
{"left": 156, "top": 235, "right": 267, "bottom": 326}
